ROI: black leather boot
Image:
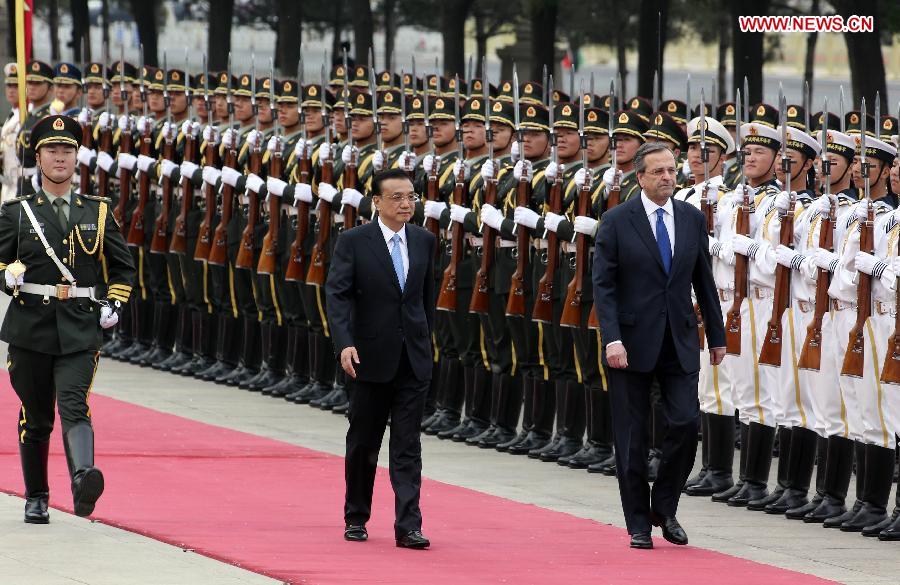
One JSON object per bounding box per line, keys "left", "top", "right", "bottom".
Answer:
{"left": 563, "top": 385, "right": 613, "bottom": 469}
{"left": 748, "top": 426, "right": 793, "bottom": 511}
{"left": 685, "top": 412, "right": 710, "bottom": 490}
{"left": 245, "top": 324, "right": 287, "bottom": 391}
{"left": 222, "top": 316, "right": 261, "bottom": 387}
{"left": 807, "top": 434, "right": 853, "bottom": 523}
{"left": 585, "top": 386, "right": 617, "bottom": 475}
{"left": 823, "top": 439, "right": 865, "bottom": 528}
{"left": 727, "top": 422, "right": 774, "bottom": 507}
{"left": 842, "top": 443, "right": 894, "bottom": 532}
{"left": 289, "top": 331, "right": 331, "bottom": 403}
{"left": 131, "top": 301, "right": 166, "bottom": 365}
{"left": 448, "top": 366, "right": 491, "bottom": 441}
{"left": 497, "top": 373, "right": 532, "bottom": 452}
{"left": 540, "top": 380, "right": 586, "bottom": 462}
{"left": 20, "top": 442, "right": 50, "bottom": 524}
{"left": 878, "top": 483, "right": 900, "bottom": 540}
{"left": 686, "top": 413, "right": 735, "bottom": 496}
{"left": 714, "top": 422, "right": 749, "bottom": 502}
{"left": 64, "top": 425, "right": 104, "bottom": 518}
{"left": 424, "top": 358, "right": 463, "bottom": 435}
{"left": 421, "top": 360, "right": 441, "bottom": 425}
{"left": 208, "top": 314, "right": 242, "bottom": 382}
{"left": 177, "top": 310, "right": 217, "bottom": 377}
{"left": 509, "top": 377, "right": 553, "bottom": 455}
{"left": 476, "top": 373, "right": 522, "bottom": 448}
{"left": 265, "top": 324, "right": 305, "bottom": 396}
{"left": 787, "top": 434, "right": 828, "bottom": 519}
{"left": 527, "top": 379, "right": 564, "bottom": 459}
{"left": 765, "top": 426, "right": 817, "bottom": 514}
{"left": 143, "top": 303, "right": 179, "bottom": 367}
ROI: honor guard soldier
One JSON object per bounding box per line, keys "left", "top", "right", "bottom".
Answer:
{"left": 597, "top": 110, "right": 647, "bottom": 209}
{"left": 0, "top": 114, "right": 136, "bottom": 523}
{"left": 2, "top": 63, "right": 22, "bottom": 202}
{"left": 52, "top": 63, "right": 83, "bottom": 117}
{"left": 17, "top": 61, "right": 55, "bottom": 195}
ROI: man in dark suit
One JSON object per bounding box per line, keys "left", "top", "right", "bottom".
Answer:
{"left": 326, "top": 168, "right": 436, "bottom": 549}
{"left": 592, "top": 142, "right": 726, "bottom": 549}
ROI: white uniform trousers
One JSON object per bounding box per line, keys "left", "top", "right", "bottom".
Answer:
{"left": 727, "top": 293, "right": 774, "bottom": 427}
{"left": 699, "top": 296, "right": 733, "bottom": 416}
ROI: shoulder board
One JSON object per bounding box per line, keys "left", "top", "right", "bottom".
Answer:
{"left": 2, "top": 192, "right": 35, "bottom": 205}
{"left": 81, "top": 194, "right": 112, "bottom": 203}
{"left": 836, "top": 194, "right": 853, "bottom": 206}
{"left": 873, "top": 200, "right": 893, "bottom": 215}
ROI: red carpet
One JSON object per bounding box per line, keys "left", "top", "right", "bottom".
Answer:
{"left": 0, "top": 372, "right": 836, "bottom": 584}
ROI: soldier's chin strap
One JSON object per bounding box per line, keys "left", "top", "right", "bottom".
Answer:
{"left": 36, "top": 166, "right": 71, "bottom": 185}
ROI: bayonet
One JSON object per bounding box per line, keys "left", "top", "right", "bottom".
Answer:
{"left": 700, "top": 87, "right": 709, "bottom": 198}
{"left": 686, "top": 73, "right": 691, "bottom": 113}
{"left": 821, "top": 96, "right": 830, "bottom": 197}
{"left": 203, "top": 53, "right": 210, "bottom": 122}
{"left": 542, "top": 64, "right": 549, "bottom": 106}
{"left": 454, "top": 73, "right": 462, "bottom": 161}
{"left": 804, "top": 80, "right": 810, "bottom": 131}
{"left": 370, "top": 64, "right": 381, "bottom": 152}
{"left": 185, "top": 49, "right": 192, "bottom": 126}
{"left": 862, "top": 98, "right": 869, "bottom": 203}
{"left": 652, "top": 70, "right": 659, "bottom": 114}
{"left": 736, "top": 88, "right": 745, "bottom": 189}
{"left": 743, "top": 76, "right": 749, "bottom": 122}
{"left": 513, "top": 65, "right": 521, "bottom": 142}
{"left": 839, "top": 86, "right": 846, "bottom": 133}
{"left": 251, "top": 53, "right": 258, "bottom": 141}
{"left": 163, "top": 50, "right": 170, "bottom": 127}
{"left": 616, "top": 72, "right": 622, "bottom": 110}
{"left": 139, "top": 44, "right": 147, "bottom": 118}
{"left": 343, "top": 49, "right": 352, "bottom": 152}
{"left": 226, "top": 52, "right": 234, "bottom": 132}
{"left": 400, "top": 68, "right": 409, "bottom": 152}
{"left": 270, "top": 57, "right": 278, "bottom": 138}
{"left": 608, "top": 79, "right": 616, "bottom": 172}
{"left": 549, "top": 74, "right": 557, "bottom": 165}
{"left": 484, "top": 56, "right": 492, "bottom": 162}
{"left": 320, "top": 64, "right": 329, "bottom": 150}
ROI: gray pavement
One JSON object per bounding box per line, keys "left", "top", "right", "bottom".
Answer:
{"left": 0, "top": 292, "right": 896, "bottom": 583}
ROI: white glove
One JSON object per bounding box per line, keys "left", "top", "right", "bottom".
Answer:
{"left": 266, "top": 135, "right": 282, "bottom": 154}
{"left": 423, "top": 200, "right": 447, "bottom": 220}
{"left": 775, "top": 244, "right": 804, "bottom": 269}
{"left": 220, "top": 166, "right": 242, "bottom": 187}
{"left": 481, "top": 159, "right": 496, "bottom": 181}
{"left": 514, "top": 206, "right": 540, "bottom": 229}
{"left": 602, "top": 167, "right": 622, "bottom": 187}
{"left": 812, "top": 195, "right": 832, "bottom": 214}
{"left": 453, "top": 159, "right": 471, "bottom": 181}
{"left": 774, "top": 191, "right": 792, "bottom": 212}
{"left": 854, "top": 251, "right": 878, "bottom": 275}
{"left": 77, "top": 108, "right": 91, "bottom": 125}
{"left": 716, "top": 241, "right": 735, "bottom": 265}
{"left": 136, "top": 154, "right": 155, "bottom": 173}
{"left": 510, "top": 140, "right": 521, "bottom": 162}
{"left": 181, "top": 120, "right": 199, "bottom": 138}
{"left": 398, "top": 151, "right": 416, "bottom": 172}
{"left": 203, "top": 125, "right": 220, "bottom": 145}
{"left": 159, "top": 159, "right": 178, "bottom": 179}
{"left": 97, "top": 151, "right": 114, "bottom": 172}
{"left": 317, "top": 142, "right": 332, "bottom": 162}
{"left": 4, "top": 267, "right": 24, "bottom": 288}
{"left": 117, "top": 114, "right": 131, "bottom": 132}
{"left": 117, "top": 152, "right": 137, "bottom": 171}
{"left": 423, "top": 154, "right": 437, "bottom": 175}
{"left": 290, "top": 138, "right": 307, "bottom": 158}
{"left": 99, "top": 305, "right": 119, "bottom": 329}
{"left": 77, "top": 146, "right": 95, "bottom": 167}
{"left": 852, "top": 200, "right": 869, "bottom": 221}
{"left": 97, "top": 112, "right": 110, "bottom": 129}
{"left": 731, "top": 234, "right": 756, "bottom": 256}
{"left": 161, "top": 122, "right": 178, "bottom": 143}
{"left": 180, "top": 161, "right": 199, "bottom": 180}
{"left": 813, "top": 248, "right": 839, "bottom": 271}
{"left": 513, "top": 160, "right": 532, "bottom": 182}
{"left": 450, "top": 204, "right": 471, "bottom": 224}
{"left": 266, "top": 177, "right": 286, "bottom": 198}
{"left": 544, "top": 162, "right": 560, "bottom": 182}
{"left": 246, "top": 129, "right": 262, "bottom": 149}
{"left": 730, "top": 183, "right": 746, "bottom": 205}
{"left": 341, "top": 145, "right": 358, "bottom": 165}
{"left": 574, "top": 168, "right": 588, "bottom": 189}
{"left": 681, "top": 158, "right": 691, "bottom": 179}
{"left": 136, "top": 116, "right": 151, "bottom": 135}
{"left": 221, "top": 128, "right": 237, "bottom": 149}
{"left": 893, "top": 257, "right": 900, "bottom": 276}
{"left": 480, "top": 204, "right": 504, "bottom": 230}
{"left": 708, "top": 235, "right": 721, "bottom": 255}
{"left": 202, "top": 166, "right": 221, "bottom": 186}
{"left": 293, "top": 182, "right": 313, "bottom": 204}
{"left": 573, "top": 216, "right": 599, "bottom": 236}
{"left": 245, "top": 173, "right": 264, "bottom": 194}
{"left": 544, "top": 212, "right": 564, "bottom": 233}
{"left": 373, "top": 150, "right": 385, "bottom": 172}
{"left": 317, "top": 182, "right": 338, "bottom": 204}
{"left": 342, "top": 188, "right": 363, "bottom": 209}
{"left": 31, "top": 174, "right": 39, "bottom": 193}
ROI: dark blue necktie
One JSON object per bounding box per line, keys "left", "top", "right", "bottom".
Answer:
{"left": 655, "top": 208, "right": 672, "bottom": 274}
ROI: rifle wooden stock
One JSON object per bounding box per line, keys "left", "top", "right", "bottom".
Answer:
{"left": 126, "top": 127, "right": 153, "bottom": 246}
{"left": 208, "top": 146, "right": 238, "bottom": 266}
{"left": 798, "top": 205, "right": 834, "bottom": 371}
{"left": 193, "top": 140, "right": 218, "bottom": 261}
{"left": 469, "top": 176, "right": 498, "bottom": 314}
{"left": 306, "top": 158, "right": 335, "bottom": 286}
{"left": 342, "top": 159, "right": 358, "bottom": 229}
{"left": 881, "top": 236, "right": 900, "bottom": 383}
{"left": 425, "top": 166, "right": 441, "bottom": 254}
{"left": 257, "top": 147, "right": 283, "bottom": 275}
{"left": 284, "top": 152, "right": 311, "bottom": 282}
{"left": 505, "top": 177, "right": 530, "bottom": 317}
{"left": 114, "top": 131, "right": 133, "bottom": 234}
{"left": 841, "top": 206, "right": 874, "bottom": 378}
{"left": 532, "top": 175, "right": 563, "bottom": 323}
{"left": 724, "top": 193, "right": 751, "bottom": 354}
{"left": 235, "top": 147, "right": 262, "bottom": 269}
{"left": 606, "top": 182, "right": 621, "bottom": 210}
{"left": 695, "top": 305, "right": 706, "bottom": 350}
{"left": 170, "top": 132, "right": 197, "bottom": 255}
{"left": 79, "top": 122, "right": 93, "bottom": 196}
{"left": 561, "top": 183, "right": 593, "bottom": 327}
{"left": 587, "top": 302, "right": 599, "bottom": 329}
{"left": 437, "top": 171, "right": 467, "bottom": 311}
{"left": 759, "top": 203, "right": 795, "bottom": 366}
{"left": 696, "top": 186, "right": 715, "bottom": 350}
{"left": 150, "top": 139, "right": 176, "bottom": 254}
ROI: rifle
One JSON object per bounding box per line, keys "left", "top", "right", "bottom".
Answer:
{"left": 605, "top": 78, "right": 621, "bottom": 209}
{"left": 533, "top": 78, "right": 561, "bottom": 323}
{"left": 150, "top": 51, "right": 174, "bottom": 255}
{"left": 724, "top": 87, "right": 751, "bottom": 354}
{"left": 258, "top": 58, "right": 281, "bottom": 275}
{"left": 436, "top": 74, "right": 465, "bottom": 311}
{"left": 305, "top": 125, "right": 335, "bottom": 286}
{"left": 95, "top": 50, "right": 113, "bottom": 201}
{"left": 882, "top": 99, "right": 900, "bottom": 383}
{"left": 470, "top": 58, "right": 495, "bottom": 315}
{"left": 399, "top": 67, "right": 414, "bottom": 181}
{"left": 236, "top": 56, "right": 261, "bottom": 270}
{"left": 841, "top": 97, "right": 874, "bottom": 378}
{"left": 127, "top": 46, "right": 152, "bottom": 247}
{"left": 340, "top": 50, "right": 358, "bottom": 229}
{"left": 759, "top": 91, "right": 795, "bottom": 366}
{"left": 78, "top": 47, "right": 93, "bottom": 196}
{"left": 194, "top": 53, "right": 216, "bottom": 261}
{"left": 561, "top": 82, "right": 590, "bottom": 328}
{"left": 695, "top": 88, "right": 713, "bottom": 349}
{"left": 113, "top": 45, "right": 132, "bottom": 233}
{"left": 506, "top": 69, "right": 529, "bottom": 318}
{"left": 423, "top": 59, "right": 441, "bottom": 246}
{"left": 208, "top": 52, "right": 237, "bottom": 266}
{"left": 171, "top": 51, "right": 195, "bottom": 255}
{"left": 798, "top": 100, "right": 833, "bottom": 371}
{"left": 285, "top": 60, "right": 315, "bottom": 282}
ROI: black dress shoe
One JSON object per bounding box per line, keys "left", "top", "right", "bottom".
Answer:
{"left": 764, "top": 488, "right": 807, "bottom": 514}
{"left": 587, "top": 452, "right": 617, "bottom": 475}
{"left": 506, "top": 432, "right": 551, "bottom": 455}
{"left": 476, "top": 427, "right": 517, "bottom": 449}
{"left": 72, "top": 467, "right": 104, "bottom": 517}
{"left": 684, "top": 470, "right": 733, "bottom": 497}
{"left": 747, "top": 488, "right": 783, "bottom": 511}
{"left": 711, "top": 481, "right": 742, "bottom": 503}
{"left": 786, "top": 494, "right": 822, "bottom": 520}
{"left": 840, "top": 502, "right": 887, "bottom": 532}
{"left": 629, "top": 532, "right": 653, "bottom": 549}
{"left": 344, "top": 524, "right": 368, "bottom": 541}
{"left": 652, "top": 514, "right": 688, "bottom": 545}
{"left": 803, "top": 496, "right": 846, "bottom": 523}
{"left": 396, "top": 530, "right": 430, "bottom": 549}
{"left": 879, "top": 510, "right": 900, "bottom": 540}
{"left": 24, "top": 493, "right": 49, "bottom": 524}
{"left": 726, "top": 482, "right": 768, "bottom": 507}
{"left": 823, "top": 499, "right": 862, "bottom": 528}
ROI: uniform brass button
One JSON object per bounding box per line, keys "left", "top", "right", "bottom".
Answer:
{"left": 62, "top": 258, "right": 68, "bottom": 263}
{"left": 63, "top": 239, "right": 68, "bottom": 244}
{"left": 18, "top": 300, "right": 23, "bottom": 305}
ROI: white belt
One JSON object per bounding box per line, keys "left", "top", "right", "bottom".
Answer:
{"left": 561, "top": 241, "right": 580, "bottom": 254}
{"left": 19, "top": 283, "right": 95, "bottom": 300}
{"left": 21, "top": 167, "right": 37, "bottom": 178}
{"left": 718, "top": 289, "right": 733, "bottom": 302}
{"left": 281, "top": 203, "right": 296, "bottom": 216}
{"left": 751, "top": 286, "right": 774, "bottom": 300}
{"left": 874, "top": 300, "right": 895, "bottom": 315}
{"left": 466, "top": 236, "right": 483, "bottom": 247}
{"left": 831, "top": 299, "right": 857, "bottom": 311}
{"left": 498, "top": 239, "right": 517, "bottom": 248}
{"left": 532, "top": 238, "right": 548, "bottom": 250}
{"left": 796, "top": 300, "right": 814, "bottom": 313}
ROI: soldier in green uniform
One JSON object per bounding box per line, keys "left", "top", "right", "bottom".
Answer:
{"left": 17, "top": 61, "right": 55, "bottom": 195}
{"left": 0, "top": 114, "right": 136, "bottom": 522}
{"left": 596, "top": 110, "right": 647, "bottom": 210}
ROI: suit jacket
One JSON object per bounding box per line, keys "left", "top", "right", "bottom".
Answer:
{"left": 326, "top": 220, "right": 436, "bottom": 383}
{"left": 591, "top": 195, "right": 724, "bottom": 373}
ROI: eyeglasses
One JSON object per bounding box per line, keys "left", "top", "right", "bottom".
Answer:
{"left": 380, "top": 193, "right": 420, "bottom": 203}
